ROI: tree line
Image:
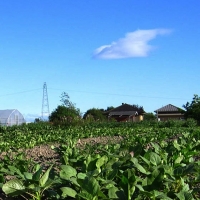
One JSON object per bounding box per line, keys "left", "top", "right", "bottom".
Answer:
{"left": 36, "top": 92, "right": 200, "bottom": 125}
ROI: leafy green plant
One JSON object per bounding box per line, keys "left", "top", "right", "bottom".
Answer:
{"left": 184, "top": 118, "right": 197, "bottom": 128}
{"left": 2, "top": 164, "right": 60, "bottom": 200}
{"left": 0, "top": 122, "right": 200, "bottom": 199}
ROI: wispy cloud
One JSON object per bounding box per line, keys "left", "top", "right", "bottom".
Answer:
{"left": 93, "top": 29, "right": 172, "bottom": 59}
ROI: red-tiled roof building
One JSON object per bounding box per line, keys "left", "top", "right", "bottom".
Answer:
{"left": 106, "top": 103, "right": 145, "bottom": 122}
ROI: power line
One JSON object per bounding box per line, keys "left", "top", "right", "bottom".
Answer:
{"left": 48, "top": 87, "right": 188, "bottom": 100}
{"left": 0, "top": 88, "right": 42, "bottom": 97}
{"left": 0, "top": 87, "right": 189, "bottom": 101}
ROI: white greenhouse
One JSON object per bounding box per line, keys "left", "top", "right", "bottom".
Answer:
{"left": 0, "top": 109, "right": 26, "bottom": 126}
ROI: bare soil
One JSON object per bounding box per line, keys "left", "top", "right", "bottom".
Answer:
{"left": 0, "top": 136, "right": 124, "bottom": 200}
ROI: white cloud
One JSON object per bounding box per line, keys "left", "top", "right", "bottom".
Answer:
{"left": 93, "top": 29, "right": 171, "bottom": 59}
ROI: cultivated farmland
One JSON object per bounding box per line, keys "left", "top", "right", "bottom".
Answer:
{"left": 0, "top": 121, "right": 200, "bottom": 199}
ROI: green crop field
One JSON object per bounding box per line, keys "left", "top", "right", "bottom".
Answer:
{"left": 0, "top": 121, "right": 200, "bottom": 199}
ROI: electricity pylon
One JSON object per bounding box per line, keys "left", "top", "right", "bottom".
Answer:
{"left": 41, "top": 82, "right": 50, "bottom": 120}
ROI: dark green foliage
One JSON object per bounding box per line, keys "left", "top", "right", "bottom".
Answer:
{"left": 105, "top": 106, "right": 115, "bottom": 111}
{"left": 49, "top": 105, "right": 81, "bottom": 122}
{"left": 143, "top": 112, "right": 157, "bottom": 121}
{"left": 49, "top": 92, "right": 81, "bottom": 125}
{"left": 183, "top": 94, "right": 200, "bottom": 124}
{"left": 184, "top": 118, "right": 197, "bottom": 128}
{"left": 165, "top": 119, "right": 183, "bottom": 128}
{"left": 132, "top": 104, "right": 145, "bottom": 113}
{"left": 83, "top": 108, "right": 106, "bottom": 122}
{"left": 34, "top": 118, "right": 42, "bottom": 123}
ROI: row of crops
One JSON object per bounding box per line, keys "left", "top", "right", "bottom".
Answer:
{"left": 0, "top": 121, "right": 200, "bottom": 199}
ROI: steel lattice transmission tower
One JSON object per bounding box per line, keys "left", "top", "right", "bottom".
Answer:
{"left": 41, "top": 82, "right": 50, "bottom": 120}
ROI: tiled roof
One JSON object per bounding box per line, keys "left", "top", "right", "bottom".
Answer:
{"left": 109, "top": 103, "right": 144, "bottom": 112}
{"left": 107, "top": 103, "right": 145, "bottom": 116}
{"left": 154, "top": 104, "right": 183, "bottom": 112}
{"left": 109, "top": 111, "right": 138, "bottom": 116}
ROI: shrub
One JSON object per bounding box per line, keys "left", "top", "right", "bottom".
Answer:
{"left": 165, "top": 119, "right": 184, "bottom": 128}
{"left": 184, "top": 118, "right": 197, "bottom": 128}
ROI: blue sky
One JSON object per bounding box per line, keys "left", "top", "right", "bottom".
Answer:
{"left": 0, "top": 1, "right": 200, "bottom": 121}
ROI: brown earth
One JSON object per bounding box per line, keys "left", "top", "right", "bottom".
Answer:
{"left": 0, "top": 136, "right": 124, "bottom": 200}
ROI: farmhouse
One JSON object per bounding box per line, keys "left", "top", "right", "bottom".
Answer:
{"left": 0, "top": 109, "right": 26, "bottom": 126}
{"left": 154, "top": 104, "right": 185, "bottom": 121}
{"left": 106, "top": 103, "right": 145, "bottom": 122}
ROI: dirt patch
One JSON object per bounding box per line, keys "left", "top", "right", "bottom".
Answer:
{"left": 0, "top": 136, "right": 124, "bottom": 166}
{"left": 0, "top": 136, "right": 124, "bottom": 199}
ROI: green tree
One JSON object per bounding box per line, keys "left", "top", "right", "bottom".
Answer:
{"left": 105, "top": 106, "right": 115, "bottom": 112}
{"left": 183, "top": 94, "right": 200, "bottom": 124}
{"left": 83, "top": 108, "right": 106, "bottom": 121}
{"left": 143, "top": 112, "right": 156, "bottom": 121}
{"left": 49, "top": 92, "right": 81, "bottom": 124}
{"left": 60, "top": 92, "right": 76, "bottom": 109}
{"left": 34, "top": 118, "right": 42, "bottom": 123}
{"left": 132, "top": 104, "right": 145, "bottom": 114}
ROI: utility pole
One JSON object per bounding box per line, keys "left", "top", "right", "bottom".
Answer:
{"left": 41, "top": 82, "right": 50, "bottom": 120}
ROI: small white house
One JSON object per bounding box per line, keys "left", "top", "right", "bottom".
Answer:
{"left": 0, "top": 109, "right": 26, "bottom": 126}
